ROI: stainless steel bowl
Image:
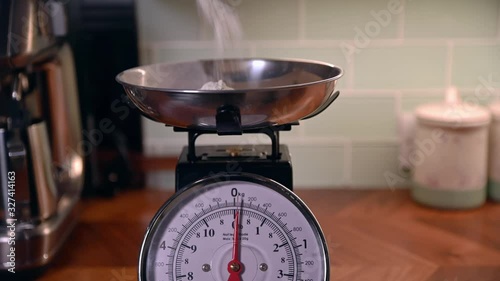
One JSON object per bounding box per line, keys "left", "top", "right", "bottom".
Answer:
{"left": 116, "top": 58, "right": 343, "bottom": 130}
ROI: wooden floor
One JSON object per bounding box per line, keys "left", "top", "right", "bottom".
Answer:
{"left": 38, "top": 189, "right": 500, "bottom": 281}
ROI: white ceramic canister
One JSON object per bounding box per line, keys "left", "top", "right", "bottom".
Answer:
{"left": 412, "top": 88, "right": 491, "bottom": 209}
{"left": 489, "top": 101, "right": 500, "bottom": 202}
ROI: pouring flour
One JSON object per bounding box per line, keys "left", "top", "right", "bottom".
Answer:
{"left": 197, "top": 0, "right": 242, "bottom": 90}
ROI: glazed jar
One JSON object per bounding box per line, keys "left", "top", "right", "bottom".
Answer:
{"left": 412, "top": 88, "right": 491, "bottom": 209}
{"left": 489, "top": 102, "right": 500, "bottom": 202}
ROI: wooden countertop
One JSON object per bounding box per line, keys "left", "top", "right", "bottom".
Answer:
{"left": 38, "top": 189, "right": 500, "bottom": 281}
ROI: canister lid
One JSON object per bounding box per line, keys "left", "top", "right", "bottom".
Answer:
{"left": 490, "top": 101, "right": 500, "bottom": 121}
{"left": 415, "top": 87, "right": 491, "bottom": 127}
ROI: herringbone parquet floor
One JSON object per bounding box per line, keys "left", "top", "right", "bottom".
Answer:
{"left": 307, "top": 190, "right": 500, "bottom": 281}
{"left": 39, "top": 189, "right": 500, "bottom": 281}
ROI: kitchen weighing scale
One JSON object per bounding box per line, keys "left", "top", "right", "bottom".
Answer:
{"left": 116, "top": 58, "right": 343, "bottom": 281}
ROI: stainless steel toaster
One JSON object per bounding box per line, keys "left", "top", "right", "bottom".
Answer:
{"left": 0, "top": 0, "right": 83, "bottom": 274}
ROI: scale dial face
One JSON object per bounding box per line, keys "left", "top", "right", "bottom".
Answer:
{"left": 139, "top": 175, "right": 329, "bottom": 281}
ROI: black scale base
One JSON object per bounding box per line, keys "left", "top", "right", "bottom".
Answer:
{"left": 173, "top": 121, "right": 296, "bottom": 192}
{"left": 175, "top": 144, "right": 293, "bottom": 191}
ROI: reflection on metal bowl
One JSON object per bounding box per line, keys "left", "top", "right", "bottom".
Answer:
{"left": 116, "top": 58, "right": 343, "bottom": 130}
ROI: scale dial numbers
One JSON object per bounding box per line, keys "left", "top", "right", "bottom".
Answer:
{"left": 174, "top": 208, "right": 297, "bottom": 281}
{"left": 139, "top": 176, "right": 329, "bottom": 281}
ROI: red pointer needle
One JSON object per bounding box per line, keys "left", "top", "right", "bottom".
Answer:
{"left": 227, "top": 206, "right": 243, "bottom": 281}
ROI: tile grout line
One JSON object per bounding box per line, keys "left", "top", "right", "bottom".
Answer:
{"left": 497, "top": 2, "right": 500, "bottom": 39}
{"left": 393, "top": 90, "right": 403, "bottom": 174}
{"left": 342, "top": 88, "right": 445, "bottom": 94}
{"left": 346, "top": 48, "right": 355, "bottom": 90}
{"left": 445, "top": 40, "right": 454, "bottom": 88}
{"left": 148, "top": 38, "right": 500, "bottom": 49}
{"left": 343, "top": 140, "right": 353, "bottom": 187}
{"left": 343, "top": 88, "right": 500, "bottom": 94}
{"left": 397, "top": 0, "right": 406, "bottom": 39}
